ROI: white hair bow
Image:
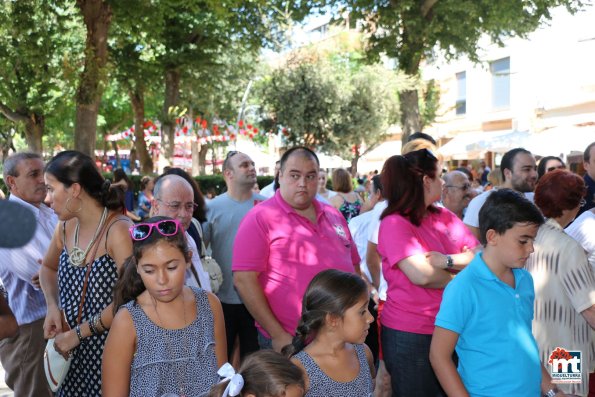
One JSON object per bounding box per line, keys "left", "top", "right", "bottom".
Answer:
{"left": 218, "top": 362, "right": 245, "bottom": 397}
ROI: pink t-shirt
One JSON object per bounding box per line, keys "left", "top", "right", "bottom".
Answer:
{"left": 232, "top": 190, "right": 360, "bottom": 337}
{"left": 378, "top": 207, "right": 478, "bottom": 334}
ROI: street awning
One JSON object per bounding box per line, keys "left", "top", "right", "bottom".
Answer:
{"left": 438, "top": 130, "right": 531, "bottom": 160}
{"left": 525, "top": 125, "right": 595, "bottom": 157}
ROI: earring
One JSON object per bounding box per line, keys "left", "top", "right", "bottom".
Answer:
{"left": 66, "top": 197, "right": 83, "bottom": 214}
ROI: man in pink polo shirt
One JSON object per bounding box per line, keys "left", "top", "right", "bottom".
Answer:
{"left": 233, "top": 147, "right": 360, "bottom": 352}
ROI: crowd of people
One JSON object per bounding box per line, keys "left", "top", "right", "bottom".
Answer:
{"left": 0, "top": 137, "right": 593, "bottom": 397}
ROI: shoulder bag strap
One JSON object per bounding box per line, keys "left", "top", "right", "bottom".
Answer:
{"left": 76, "top": 212, "right": 117, "bottom": 325}
{"left": 191, "top": 218, "right": 207, "bottom": 258}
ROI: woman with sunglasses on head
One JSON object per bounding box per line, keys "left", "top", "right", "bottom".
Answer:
{"left": 40, "top": 150, "right": 133, "bottom": 396}
{"left": 102, "top": 216, "right": 226, "bottom": 397}
{"left": 377, "top": 149, "right": 479, "bottom": 397}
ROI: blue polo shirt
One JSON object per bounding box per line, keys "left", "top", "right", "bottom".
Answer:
{"left": 435, "top": 253, "right": 541, "bottom": 397}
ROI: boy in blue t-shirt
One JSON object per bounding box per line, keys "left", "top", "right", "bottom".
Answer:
{"left": 430, "top": 189, "right": 564, "bottom": 397}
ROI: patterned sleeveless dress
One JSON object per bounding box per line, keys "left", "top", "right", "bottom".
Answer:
{"left": 125, "top": 287, "right": 219, "bottom": 397}
{"left": 294, "top": 344, "right": 373, "bottom": 397}
{"left": 57, "top": 249, "right": 118, "bottom": 396}
{"left": 338, "top": 197, "right": 362, "bottom": 223}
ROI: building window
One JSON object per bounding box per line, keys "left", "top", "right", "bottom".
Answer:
{"left": 490, "top": 57, "right": 510, "bottom": 109}
{"left": 456, "top": 71, "right": 466, "bottom": 115}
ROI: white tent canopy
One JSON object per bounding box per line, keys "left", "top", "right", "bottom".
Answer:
{"left": 524, "top": 125, "right": 595, "bottom": 157}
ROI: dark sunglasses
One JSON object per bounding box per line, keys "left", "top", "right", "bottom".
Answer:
{"left": 129, "top": 219, "right": 182, "bottom": 241}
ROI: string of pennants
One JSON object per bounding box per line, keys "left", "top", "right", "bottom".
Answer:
{"left": 104, "top": 117, "right": 275, "bottom": 144}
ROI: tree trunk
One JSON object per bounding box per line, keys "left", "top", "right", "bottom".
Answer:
{"left": 111, "top": 141, "right": 120, "bottom": 169}
{"left": 191, "top": 141, "right": 200, "bottom": 176}
{"left": 161, "top": 68, "right": 180, "bottom": 167}
{"left": 350, "top": 153, "right": 360, "bottom": 177}
{"left": 198, "top": 144, "right": 208, "bottom": 175}
{"left": 74, "top": 0, "right": 112, "bottom": 157}
{"left": 399, "top": 89, "right": 422, "bottom": 143}
{"left": 24, "top": 113, "right": 44, "bottom": 153}
{"left": 0, "top": 129, "right": 16, "bottom": 160}
{"left": 129, "top": 89, "right": 154, "bottom": 174}
{"left": 0, "top": 104, "right": 44, "bottom": 153}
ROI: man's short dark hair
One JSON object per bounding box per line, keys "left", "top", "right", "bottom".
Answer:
{"left": 407, "top": 131, "right": 436, "bottom": 145}
{"left": 584, "top": 142, "right": 595, "bottom": 162}
{"left": 279, "top": 146, "right": 319, "bottom": 172}
{"left": 478, "top": 189, "right": 544, "bottom": 246}
{"left": 500, "top": 148, "right": 532, "bottom": 182}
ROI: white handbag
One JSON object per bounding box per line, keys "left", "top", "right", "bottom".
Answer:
{"left": 44, "top": 338, "right": 72, "bottom": 392}
{"left": 192, "top": 218, "right": 223, "bottom": 293}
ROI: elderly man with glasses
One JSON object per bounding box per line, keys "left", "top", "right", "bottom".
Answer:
{"left": 152, "top": 174, "right": 211, "bottom": 291}
{"left": 441, "top": 170, "right": 474, "bottom": 219}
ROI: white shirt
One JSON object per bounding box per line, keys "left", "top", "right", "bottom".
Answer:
{"left": 260, "top": 182, "right": 276, "bottom": 198}
{"left": 366, "top": 201, "right": 388, "bottom": 300}
{"left": 0, "top": 195, "right": 57, "bottom": 324}
{"left": 463, "top": 188, "right": 535, "bottom": 228}
{"left": 348, "top": 209, "right": 375, "bottom": 282}
{"left": 566, "top": 209, "right": 595, "bottom": 274}
{"left": 185, "top": 231, "right": 211, "bottom": 292}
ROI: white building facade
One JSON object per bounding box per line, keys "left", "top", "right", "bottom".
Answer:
{"left": 423, "top": 5, "right": 595, "bottom": 162}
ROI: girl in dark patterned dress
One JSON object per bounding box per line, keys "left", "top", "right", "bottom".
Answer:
{"left": 41, "top": 150, "right": 133, "bottom": 396}
{"left": 284, "top": 269, "right": 376, "bottom": 397}
{"left": 103, "top": 216, "right": 226, "bottom": 397}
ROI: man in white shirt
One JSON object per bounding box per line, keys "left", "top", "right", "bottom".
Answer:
{"left": 0, "top": 152, "right": 56, "bottom": 396}
{"left": 463, "top": 148, "right": 537, "bottom": 239}
{"left": 152, "top": 175, "right": 211, "bottom": 291}
{"left": 259, "top": 161, "right": 280, "bottom": 198}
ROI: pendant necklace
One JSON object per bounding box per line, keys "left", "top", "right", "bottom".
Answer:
{"left": 69, "top": 207, "right": 108, "bottom": 267}
{"left": 155, "top": 292, "right": 188, "bottom": 397}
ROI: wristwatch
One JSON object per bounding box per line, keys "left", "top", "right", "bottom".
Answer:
{"left": 445, "top": 255, "right": 454, "bottom": 269}
{"left": 544, "top": 387, "right": 559, "bottom": 397}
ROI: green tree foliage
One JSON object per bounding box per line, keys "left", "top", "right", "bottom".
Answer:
{"left": 330, "top": 64, "right": 403, "bottom": 174}
{"left": 0, "top": 1, "right": 81, "bottom": 153}
{"left": 262, "top": 62, "right": 342, "bottom": 147}
{"left": 340, "top": 0, "right": 585, "bottom": 141}
{"left": 259, "top": 30, "right": 404, "bottom": 173}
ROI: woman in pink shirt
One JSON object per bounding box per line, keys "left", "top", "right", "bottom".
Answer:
{"left": 377, "top": 149, "right": 478, "bottom": 397}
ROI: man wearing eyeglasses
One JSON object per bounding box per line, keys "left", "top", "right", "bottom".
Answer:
{"left": 152, "top": 174, "right": 211, "bottom": 291}
{"left": 202, "top": 150, "right": 263, "bottom": 362}
{"left": 233, "top": 147, "right": 360, "bottom": 353}
{"left": 441, "top": 171, "right": 474, "bottom": 219}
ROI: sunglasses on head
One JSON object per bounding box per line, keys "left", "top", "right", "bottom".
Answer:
{"left": 129, "top": 219, "right": 182, "bottom": 241}
{"left": 226, "top": 151, "right": 239, "bottom": 159}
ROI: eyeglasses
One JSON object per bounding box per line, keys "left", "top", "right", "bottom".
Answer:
{"left": 129, "top": 219, "right": 182, "bottom": 241}
{"left": 157, "top": 199, "right": 198, "bottom": 212}
{"left": 580, "top": 198, "right": 587, "bottom": 208}
{"left": 445, "top": 183, "right": 471, "bottom": 191}
{"left": 546, "top": 165, "right": 566, "bottom": 172}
